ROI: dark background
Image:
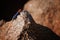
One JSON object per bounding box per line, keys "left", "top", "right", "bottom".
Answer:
{"left": 1, "top": 0, "right": 29, "bottom": 21}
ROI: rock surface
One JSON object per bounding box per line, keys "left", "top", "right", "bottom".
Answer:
{"left": 0, "top": 0, "right": 60, "bottom": 40}
{"left": 0, "top": 10, "right": 60, "bottom": 40}
{"left": 0, "top": 10, "right": 30, "bottom": 40}
{"left": 24, "top": 0, "right": 60, "bottom": 36}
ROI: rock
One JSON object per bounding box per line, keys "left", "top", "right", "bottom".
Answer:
{"left": 0, "top": 10, "right": 60, "bottom": 40}
{"left": 0, "top": 10, "right": 30, "bottom": 40}
{"left": 24, "top": 0, "right": 60, "bottom": 36}
{"left": 18, "top": 10, "right": 60, "bottom": 40}
{"left": 0, "top": 0, "right": 60, "bottom": 40}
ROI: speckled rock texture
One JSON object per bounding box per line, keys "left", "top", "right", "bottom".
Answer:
{"left": 0, "top": 0, "right": 60, "bottom": 40}
{"left": 24, "top": 0, "right": 60, "bottom": 36}
{"left": 0, "top": 11, "right": 30, "bottom": 40}
{"left": 0, "top": 10, "right": 60, "bottom": 40}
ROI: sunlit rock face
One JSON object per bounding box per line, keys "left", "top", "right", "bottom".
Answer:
{"left": 24, "top": 0, "right": 53, "bottom": 24}
{"left": 0, "top": 11, "right": 30, "bottom": 40}
{"left": 24, "top": 0, "right": 60, "bottom": 36}
{"left": 0, "top": 10, "right": 60, "bottom": 40}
